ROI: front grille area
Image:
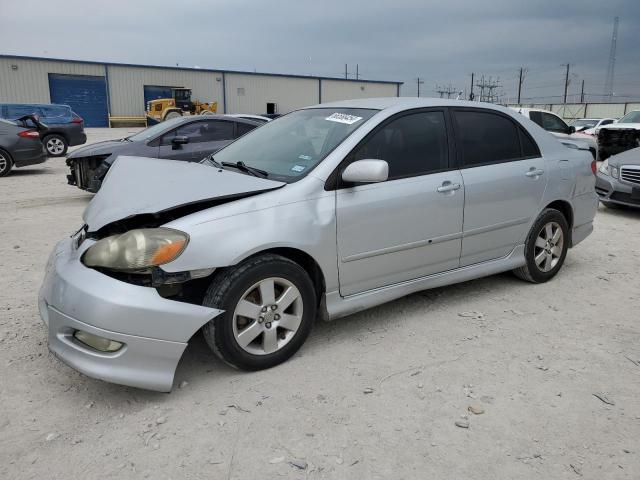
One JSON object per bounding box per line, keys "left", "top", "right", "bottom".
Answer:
{"left": 620, "top": 166, "right": 640, "bottom": 185}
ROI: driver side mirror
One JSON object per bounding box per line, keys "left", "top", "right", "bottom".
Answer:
{"left": 342, "top": 159, "right": 389, "bottom": 184}
{"left": 568, "top": 125, "right": 576, "bottom": 134}
{"left": 171, "top": 135, "right": 189, "bottom": 149}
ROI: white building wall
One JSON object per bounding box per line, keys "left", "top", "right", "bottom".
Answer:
{"left": 0, "top": 58, "right": 104, "bottom": 104}
{"left": 107, "top": 66, "right": 224, "bottom": 116}
{"left": 321, "top": 80, "right": 397, "bottom": 103}
{"left": 224, "top": 74, "right": 318, "bottom": 114}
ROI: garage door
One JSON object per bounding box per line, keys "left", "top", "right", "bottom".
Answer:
{"left": 48, "top": 74, "right": 108, "bottom": 127}
{"left": 144, "top": 85, "right": 176, "bottom": 110}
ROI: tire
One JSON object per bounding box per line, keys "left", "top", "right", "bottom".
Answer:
{"left": 164, "top": 111, "right": 182, "bottom": 121}
{"left": 601, "top": 201, "right": 621, "bottom": 210}
{"left": 0, "top": 149, "right": 13, "bottom": 177}
{"left": 199, "top": 110, "right": 213, "bottom": 115}
{"left": 513, "top": 208, "right": 569, "bottom": 283}
{"left": 202, "top": 254, "right": 317, "bottom": 371}
{"left": 43, "top": 134, "right": 68, "bottom": 157}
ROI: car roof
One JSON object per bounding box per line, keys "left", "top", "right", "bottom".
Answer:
{"left": 306, "top": 97, "right": 523, "bottom": 116}
{"left": 0, "top": 102, "right": 71, "bottom": 108}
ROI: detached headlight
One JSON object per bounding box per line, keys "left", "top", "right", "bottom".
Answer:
{"left": 82, "top": 228, "right": 188, "bottom": 272}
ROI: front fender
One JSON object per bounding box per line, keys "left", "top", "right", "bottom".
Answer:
{"left": 161, "top": 187, "right": 339, "bottom": 293}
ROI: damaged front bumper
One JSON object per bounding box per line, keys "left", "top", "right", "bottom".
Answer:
{"left": 38, "top": 236, "right": 222, "bottom": 392}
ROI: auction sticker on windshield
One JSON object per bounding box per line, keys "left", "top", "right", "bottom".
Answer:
{"left": 325, "top": 113, "right": 363, "bottom": 125}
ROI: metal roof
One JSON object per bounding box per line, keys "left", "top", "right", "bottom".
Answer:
{"left": 0, "top": 54, "right": 403, "bottom": 86}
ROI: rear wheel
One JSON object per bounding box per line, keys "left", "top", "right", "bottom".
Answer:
{"left": 202, "top": 254, "right": 316, "bottom": 370}
{"left": 513, "top": 208, "right": 569, "bottom": 283}
{"left": 43, "top": 134, "right": 68, "bottom": 157}
{"left": 0, "top": 149, "right": 13, "bottom": 176}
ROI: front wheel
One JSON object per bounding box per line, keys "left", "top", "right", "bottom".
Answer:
{"left": 202, "top": 254, "right": 317, "bottom": 370}
{"left": 43, "top": 134, "right": 68, "bottom": 157}
{"left": 513, "top": 208, "right": 569, "bottom": 283}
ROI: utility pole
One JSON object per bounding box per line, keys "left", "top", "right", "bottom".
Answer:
{"left": 580, "top": 79, "right": 585, "bottom": 103}
{"left": 344, "top": 64, "right": 348, "bottom": 79}
{"left": 356, "top": 64, "right": 359, "bottom": 80}
{"left": 469, "top": 73, "right": 475, "bottom": 101}
{"left": 517, "top": 67, "right": 526, "bottom": 104}
{"left": 563, "top": 63, "right": 570, "bottom": 104}
{"left": 416, "top": 77, "right": 424, "bottom": 97}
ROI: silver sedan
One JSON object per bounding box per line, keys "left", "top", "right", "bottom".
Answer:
{"left": 39, "top": 98, "right": 598, "bottom": 391}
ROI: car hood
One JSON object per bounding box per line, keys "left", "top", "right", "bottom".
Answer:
{"left": 67, "top": 138, "right": 133, "bottom": 158}
{"left": 83, "top": 156, "right": 285, "bottom": 232}
{"left": 608, "top": 147, "right": 640, "bottom": 167}
{"left": 602, "top": 123, "right": 640, "bottom": 131}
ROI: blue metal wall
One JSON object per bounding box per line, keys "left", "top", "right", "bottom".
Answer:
{"left": 143, "top": 85, "right": 175, "bottom": 110}
{"left": 48, "top": 74, "right": 108, "bottom": 127}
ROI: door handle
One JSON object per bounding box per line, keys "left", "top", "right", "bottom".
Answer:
{"left": 525, "top": 168, "right": 544, "bottom": 177}
{"left": 437, "top": 182, "right": 461, "bottom": 193}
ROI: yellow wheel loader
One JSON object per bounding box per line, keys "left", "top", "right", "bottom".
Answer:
{"left": 146, "top": 88, "right": 217, "bottom": 124}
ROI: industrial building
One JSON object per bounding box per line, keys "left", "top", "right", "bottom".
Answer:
{"left": 0, "top": 55, "right": 402, "bottom": 127}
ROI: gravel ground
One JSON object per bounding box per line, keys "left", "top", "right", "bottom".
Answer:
{"left": 1, "top": 128, "right": 639, "bottom": 479}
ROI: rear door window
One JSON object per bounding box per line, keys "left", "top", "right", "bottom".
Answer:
{"left": 453, "top": 110, "right": 522, "bottom": 167}
{"left": 540, "top": 113, "right": 569, "bottom": 133}
{"left": 162, "top": 120, "right": 235, "bottom": 145}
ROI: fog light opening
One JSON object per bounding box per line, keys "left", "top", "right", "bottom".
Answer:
{"left": 73, "top": 330, "right": 123, "bottom": 352}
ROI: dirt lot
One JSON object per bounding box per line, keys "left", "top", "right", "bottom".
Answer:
{"left": 1, "top": 128, "right": 639, "bottom": 479}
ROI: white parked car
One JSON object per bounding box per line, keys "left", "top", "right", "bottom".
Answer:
{"left": 572, "top": 118, "right": 616, "bottom": 135}
{"left": 512, "top": 108, "right": 598, "bottom": 158}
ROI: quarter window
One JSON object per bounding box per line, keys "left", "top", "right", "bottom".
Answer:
{"left": 236, "top": 122, "right": 257, "bottom": 137}
{"left": 453, "top": 110, "right": 521, "bottom": 167}
{"left": 352, "top": 111, "right": 448, "bottom": 180}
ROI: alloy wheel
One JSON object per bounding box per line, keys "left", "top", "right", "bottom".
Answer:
{"left": 0, "top": 153, "right": 7, "bottom": 173}
{"left": 534, "top": 221, "right": 564, "bottom": 273}
{"left": 46, "top": 138, "right": 65, "bottom": 155}
{"left": 231, "top": 277, "right": 304, "bottom": 355}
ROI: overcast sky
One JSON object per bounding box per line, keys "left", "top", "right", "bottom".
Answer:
{"left": 1, "top": 0, "right": 639, "bottom": 103}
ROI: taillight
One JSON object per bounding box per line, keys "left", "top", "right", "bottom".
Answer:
{"left": 18, "top": 130, "right": 40, "bottom": 139}
{"left": 591, "top": 160, "right": 597, "bottom": 175}
{"left": 71, "top": 117, "right": 83, "bottom": 124}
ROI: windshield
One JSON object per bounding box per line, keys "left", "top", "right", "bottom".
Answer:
{"left": 212, "top": 108, "right": 378, "bottom": 181}
{"left": 618, "top": 111, "right": 640, "bottom": 124}
{"left": 126, "top": 116, "right": 185, "bottom": 142}
{"left": 573, "top": 119, "right": 597, "bottom": 128}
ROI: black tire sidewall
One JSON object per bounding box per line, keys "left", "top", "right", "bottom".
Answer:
{"left": 524, "top": 209, "right": 569, "bottom": 283}
{"left": 203, "top": 257, "right": 316, "bottom": 370}
{"left": 0, "top": 149, "right": 13, "bottom": 176}
{"left": 44, "top": 134, "right": 68, "bottom": 157}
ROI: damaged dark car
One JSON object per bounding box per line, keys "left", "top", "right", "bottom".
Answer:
{"left": 66, "top": 115, "right": 261, "bottom": 192}
{"left": 597, "top": 110, "right": 640, "bottom": 161}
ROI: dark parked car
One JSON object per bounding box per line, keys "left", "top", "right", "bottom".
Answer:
{"left": 596, "top": 147, "right": 640, "bottom": 209}
{"left": 0, "top": 116, "right": 48, "bottom": 176}
{"left": 67, "top": 115, "right": 260, "bottom": 192}
{"left": 0, "top": 103, "right": 86, "bottom": 157}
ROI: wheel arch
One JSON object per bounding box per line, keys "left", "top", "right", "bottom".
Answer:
{"left": 544, "top": 199, "right": 574, "bottom": 245}
{"left": 241, "top": 247, "right": 327, "bottom": 307}
{"left": 43, "top": 130, "right": 69, "bottom": 143}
